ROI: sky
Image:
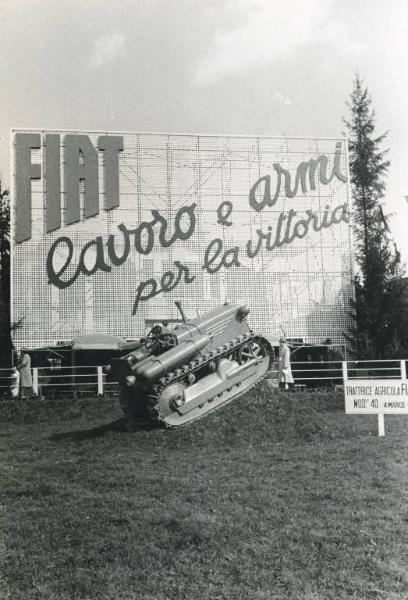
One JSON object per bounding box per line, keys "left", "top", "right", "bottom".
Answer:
{"left": 1, "top": 0, "right": 408, "bottom": 262}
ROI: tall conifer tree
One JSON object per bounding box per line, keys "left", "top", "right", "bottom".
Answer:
{"left": 344, "top": 76, "right": 407, "bottom": 358}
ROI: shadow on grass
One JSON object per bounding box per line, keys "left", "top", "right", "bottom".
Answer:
{"left": 48, "top": 417, "right": 158, "bottom": 442}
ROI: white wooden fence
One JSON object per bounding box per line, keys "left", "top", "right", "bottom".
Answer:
{"left": 0, "top": 359, "right": 406, "bottom": 397}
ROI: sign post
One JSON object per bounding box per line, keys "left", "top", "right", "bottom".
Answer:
{"left": 378, "top": 413, "right": 385, "bottom": 437}
{"left": 343, "top": 360, "right": 408, "bottom": 437}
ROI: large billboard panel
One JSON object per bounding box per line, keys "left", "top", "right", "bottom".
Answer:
{"left": 11, "top": 130, "right": 353, "bottom": 349}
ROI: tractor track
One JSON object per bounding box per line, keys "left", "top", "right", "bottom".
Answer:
{"left": 142, "top": 333, "right": 274, "bottom": 427}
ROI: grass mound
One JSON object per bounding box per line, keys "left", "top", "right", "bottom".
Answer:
{"left": 168, "top": 382, "right": 345, "bottom": 447}
{"left": 2, "top": 383, "right": 408, "bottom": 599}
{"left": 0, "top": 381, "right": 344, "bottom": 445}
{"left": 0, "top": 392, "right": 121, "bottom": 424}
{"left": 228, "top": 382, "right": 344, "bottom": 441}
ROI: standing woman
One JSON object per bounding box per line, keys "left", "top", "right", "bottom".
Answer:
{"left": 278, "top": 337, "right": 294, "bottom": 390}
{"left": 17, "top": 350, "right": 33, "bottom": 399}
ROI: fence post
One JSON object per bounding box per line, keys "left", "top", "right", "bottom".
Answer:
{"left": 32, "top": 368, "right": 39, "bottom": 396}
{"left": 10, "top": 367, "right": 20, "bottom": 398}
{"left": 342, "top": 361, "right": 348, "bottom": 383}
{"left": 97, "top": 366, "right": 104, "bottom": 396}
{"left": 401, "top": 360, "right": 407, "bottom": 380}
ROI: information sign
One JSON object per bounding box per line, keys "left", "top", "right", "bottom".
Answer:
{"left": 344, "top": 380, "right": 408, "bottom": 414}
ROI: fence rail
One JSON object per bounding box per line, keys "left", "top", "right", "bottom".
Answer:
{"left": 0, "top": 359, "right": 407, "bottom": 397}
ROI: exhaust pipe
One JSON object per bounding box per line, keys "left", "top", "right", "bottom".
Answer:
{"left": 175, "top": 300, "right": 187, "bottom": 323}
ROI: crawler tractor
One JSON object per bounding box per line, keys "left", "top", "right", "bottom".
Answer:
{"left": 109, "top": 302, "right": 274, "bottom": 427}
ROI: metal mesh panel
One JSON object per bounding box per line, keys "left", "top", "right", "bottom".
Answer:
{"left": 11, "top": 130, "right": 354, "bottom": 348}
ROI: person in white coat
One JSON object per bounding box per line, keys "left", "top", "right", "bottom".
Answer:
{"left": 278, "top": 337, "right": 294, "bottom": 390}
{"left": 17, "top": 350, "right": 33, "bottom": 399}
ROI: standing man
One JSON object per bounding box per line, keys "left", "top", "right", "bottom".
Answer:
{"left": 278, "top": 337, "right": 294, "bottom": 391}
{"left": 17, "top": 350, "right": 33, "bottom": 399}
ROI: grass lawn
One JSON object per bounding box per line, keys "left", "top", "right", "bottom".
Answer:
{"left": 1, "top": 384, "right": 408, "bottom": 600}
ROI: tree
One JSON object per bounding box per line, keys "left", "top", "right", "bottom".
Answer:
{"left": 344, "top": 76, "right": 408, "bottom": 358}
{"left": 0, "top": 181, "right": 12, "bottom": 366}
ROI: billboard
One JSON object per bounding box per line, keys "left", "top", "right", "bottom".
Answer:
{"left": 11, "top": 130, "right": 353, "bottom": 349}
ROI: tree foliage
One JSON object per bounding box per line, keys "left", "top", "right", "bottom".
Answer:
{"left": 344, "top": 76, "right": 408, "bottom": 358}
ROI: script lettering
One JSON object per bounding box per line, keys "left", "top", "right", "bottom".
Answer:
{"left": 35, "top": 139, "right": 351, "bottom": 317}
{"left": 217, "top": 201, "right": 233, "bottom": 226}
{"left": 249, "top": 142, "right": 348, "bottom": 212}
{"left": 46, "top": 203, "right": 197, "bottom": 289}
{"left": 202, "top": 239, "right": 241, "bottom": 274}
{"left": 246, "top": 203, "right": 349, "bottom": 260}
{"left": 132, "top": 261, "right": 195, "bottom": 314}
